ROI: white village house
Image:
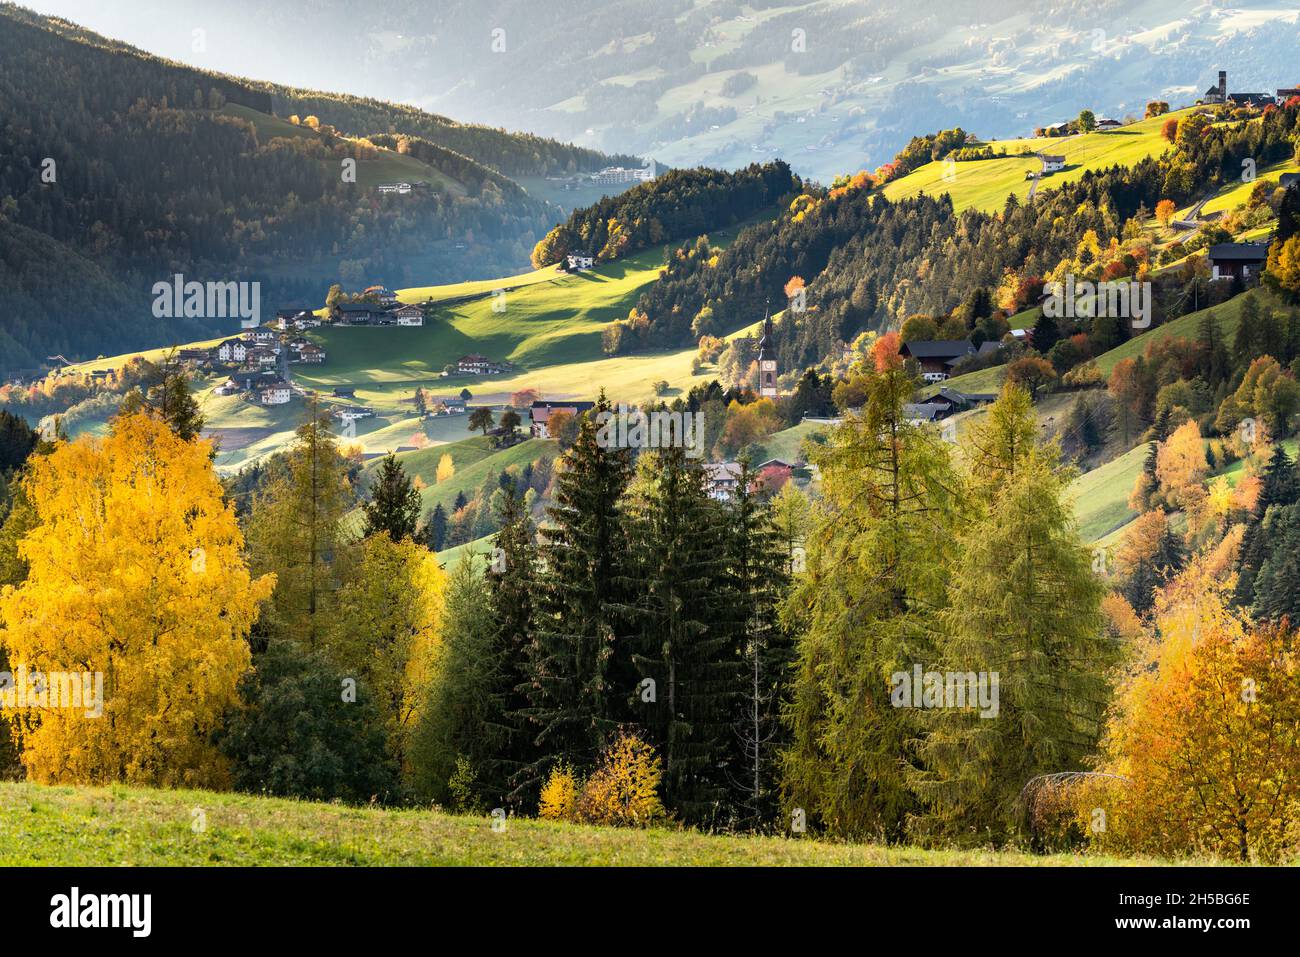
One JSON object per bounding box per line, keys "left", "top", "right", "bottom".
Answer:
{"left": 260, "top": 381, "right": 292, "bottom": 406}
{"left": 391, "top": 303, "right": 424, "bottom": 326}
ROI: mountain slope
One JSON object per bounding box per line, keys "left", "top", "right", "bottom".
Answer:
{"left": 0, "top": 4, "right": 630, "bottom": 374}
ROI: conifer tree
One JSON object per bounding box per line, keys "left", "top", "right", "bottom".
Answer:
{"left": 246, "top": 400, "right": 354, "bottom": 648}
{"left": 620, "top": 436, "right": 743, "bottom": 827}
{"left": 484, "top": 487, "right": 537, "bottom": 807}
{"left": 520, "top": 395, "right": 634, "bottom": 790}
{"left": 913, "top": 386, "right": 1112, "bottom": 842}
{"left": 727, "top": 457, "right": 793, "bottom": 830}
{"left": 420, "top": 503, "right": 448, "bottom": 551}
{"left": 781, "top": 335, "right": 959, "bottom": 841}
{"left": 362, "top": 452, "right": 421, "bottom": 541}
{"left": 1253, "top": 505, "right": 1300, "bottom": 622}
{"left": 117, "top": 353, "right": 205, "bottom": 442}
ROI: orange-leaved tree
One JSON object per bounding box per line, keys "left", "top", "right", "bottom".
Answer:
{"left": 1093, "top": 567, "right": 1300, "bottom": 862}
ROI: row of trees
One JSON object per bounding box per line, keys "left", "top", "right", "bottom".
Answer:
{"left": 414, "top": 391, "right": 801, "bottom": 829}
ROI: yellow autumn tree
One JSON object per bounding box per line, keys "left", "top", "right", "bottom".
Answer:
{"left": 1155, "top": 419, "right": 1206, "bottom": 511}
{"left": 575, "top": 733, "right": 666, "bottom": 828}
{"left": 0, "top": 413, "right": 273, "bottom": 786}
{"left": 328, "top": 534, "right": 446, "bottom": 770}
{"left": 435, "top": 453, "right": 455, "bottom": 483}
{"left": 538, "top": 763, "right": 580, "bottom": 822}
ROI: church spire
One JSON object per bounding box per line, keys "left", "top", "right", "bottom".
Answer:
{"left": 758, "top": 303, "right": 777, "bottom": 398}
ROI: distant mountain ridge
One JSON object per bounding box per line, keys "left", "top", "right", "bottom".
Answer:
{"left": 19, "top": 0, "right": 1300, "bottom": 181}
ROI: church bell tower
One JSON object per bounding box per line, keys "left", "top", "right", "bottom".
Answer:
{"left": 758, "top": 310, "right": 777, "bottom": 399}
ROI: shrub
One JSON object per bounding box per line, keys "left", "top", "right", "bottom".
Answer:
{"left": 575, "top": 733, "right": 667, "bottom": 828}
{"left": 448, "top": 756, "right": 484, "bottom": 814}
{"left": 538, "top": 763, "right": 580, "bottom": 822}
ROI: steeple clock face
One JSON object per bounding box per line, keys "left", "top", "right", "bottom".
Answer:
{"left": 760, "top": 359, "right": 776, "bottom": 373}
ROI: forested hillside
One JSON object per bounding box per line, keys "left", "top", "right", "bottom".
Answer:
{"left": 615, "top": 100, "right": 1300, "bottom": 374}
{"left": 0, "top": 4, "right": 629, "bottom": 373}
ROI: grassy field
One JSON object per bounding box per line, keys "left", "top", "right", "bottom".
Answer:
{"left": 298, "top": 246, "right": 673, "bottom": 389}
{"left": 359, "top": 434, "right": 560, "bottom": 519}
{"left": 1069, "top": 442, "right": 1148, "bottom": 544}
{"left": 1197, "top": 157, "right": 1300, "bottom": 218}
{"left": 877, "top": 109, "right": 1193, "bottom": 214}
{"left": 0, "top": 780, "right": 1168, "bottom": 866}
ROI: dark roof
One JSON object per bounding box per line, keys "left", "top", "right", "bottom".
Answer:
{"left": 337, "top": 303, "right": 376, "bottom": 313}
{"left": 1208, "top": 243, "right": 1270, "bottom": 262}
{"left": 900, "top": 340, "right": 974, "bottom": 361}
{"left": 935, "top": 387, "right": 997, "bottom": 405}
{"left": 1229, "top": 92, "right": 1274, "bottom": 106}
{"left": 903, "top": 402, "right": 945, "bottom": 421}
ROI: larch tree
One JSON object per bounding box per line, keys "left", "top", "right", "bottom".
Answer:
{"left": 407, "top": 558, "right": 501, "bottom": 807}
{"left": 246, "top": 401, "right": 354, "bottom": 648}
{"left": 913, "top": 386, "right": 1113, "bottom": 843}
{"left": 1099, "top": 574, "right": 1300, "bottom": 862}
{"left": 0, "top": 412, "right": 272, "bottom": 786}
{"left": 780, "top": 334, "right": 959, "bottom": 841}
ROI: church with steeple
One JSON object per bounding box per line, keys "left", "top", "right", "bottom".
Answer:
{"left": 758, "top": 312, "right": 778, "bottom": 398}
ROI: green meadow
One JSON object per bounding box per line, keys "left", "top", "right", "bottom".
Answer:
{"left": 0, "top": 780, "right": 1168, "bottom": 867}
{"left": 879, "top": 109, "right": 1192, "bottom": 214}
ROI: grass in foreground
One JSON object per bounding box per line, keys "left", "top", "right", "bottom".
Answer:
{"left": 0, "top": 781, "right": 1174, "bottom": 866}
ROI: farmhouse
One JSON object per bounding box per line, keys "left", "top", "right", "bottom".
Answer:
{"left": 336, "top": 303, "right": 378, "bottom": 325}
{"left": 294, "top": 343, "right": 326, "bottom": 364}
{"left": 277, "top": 309, "right": 319, "bottom": 330}
{"left": 376, "top": 183, "right": 412, "bottom": 195}
{"left": 429, "top": 396, "right": 467, "bottom": 415}
{"left": 530, "top": 400, "right": 595, "bottom": 438}
{"left": 457, "top": 354, "right": 508, "bottom": 375}
{"left": 926, "top": 388, "right": 998, "bottom": 417}
{"left": 247, "top": 345, "right": 278, "bottom": 368}
{"left": 899, "top": 340, "right": 977, "bottom": 382}
{"left": 391, "top": 304, "right": 425, "bottom": 326}
{"left": 566, "top": 254, "right": 595, "bottom": 270}
{"left": 332, "top": 406, "right": 375, "bottom": 422}
{"left": 363, "top": 285, "right": 399, "bottom": 306}
{"left": 1094, "top": 118, "right": 1122, "bottom": 130}
{"left": 755, "top": 458, "right": 795, "bottom": 490}
{"left": 704, "top": 462, "right": 744, "bottom": 501}
{"left": 903, "top": 402, "right": 946, "bottom": 424}
{"left": 1208, "top": 242, "right": 1269, "bottom": 281}
{"left": 225, "top": 370, "right": 277, "bottom": 392}
{"left": 260, "top": 381, "right": 292, "bottom": 406}
{"left": 1039, "top": 154, "right": 1066, "bottom": 174}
